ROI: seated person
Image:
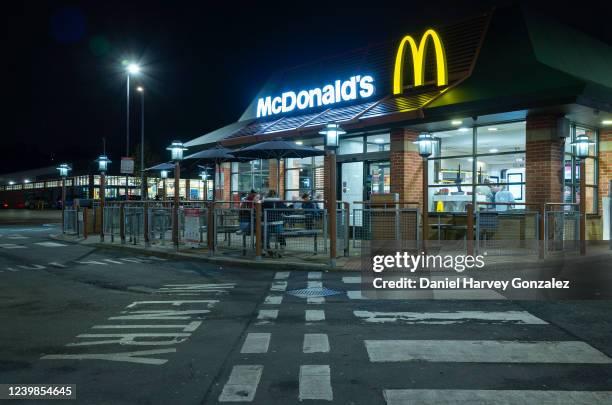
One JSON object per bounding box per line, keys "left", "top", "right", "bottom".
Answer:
{"left": 262, "top": 190, "right": 286, "bottom": 249}
{"left": 494, "top": 184, "right": 515, "bottom": 212}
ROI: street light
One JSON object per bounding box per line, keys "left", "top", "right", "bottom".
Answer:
{"left": 57, "top": 163, "right": 71, "bottom": 233}
{"left": 414, "top": 133, "right": 435, "bottom": 251}
{"left": 136, "top": 86, "right": 146, "bottom": 200}
{"left": 160, "top": 169, "right": 168, "bottom": 200}
{"left": 570, "top": 133, "right": 594, "bottom": 255}
{"left": 125, "top": 62, "right": 140, "bottom": 198}
{"left": 199, "top": 169, "right": 208, "bottom": 200}
{"left": 96, "top": 155, "right": 111, "bottom": 242}
{"left": 167, "top": 141, "right": 187, "bottom": 248}
{"left": 319, "top": 123, "right": 344, "bottom": 267}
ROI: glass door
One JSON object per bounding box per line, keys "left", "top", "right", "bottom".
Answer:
{"left": 366, "top": 161, "right": 390, "bottom": 199}
{"left": 341, "top": 161, "right": 364, "bottom": 226}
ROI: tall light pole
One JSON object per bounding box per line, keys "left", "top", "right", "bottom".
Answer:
{"left": 414, "top": 132, "right": 434, "bottom": 252}
{"left": 319, "top": 123, "right": 344, "bottom": 267}
{"left": 199, "top": 169, "right": 208, "bottom": 200}
{"left": 96, "top": 155, "right": 111, "bottom": 242}
{"left": 160, "top": 170, "right": 168, "bottom": 200}
{"left": 136, "top": 86, "right": 145, "bottom": 199}
{"left": 125, "top": 63, "right": 140, "bottom": 198}
{"left": 571, "top": 133, "right": 594, "bottom": 255}
{"left": 167, "top": 141, "right": 187, "bottom": 249}
{"left": 57, "top": 163, "right": 71, "bottom": 234}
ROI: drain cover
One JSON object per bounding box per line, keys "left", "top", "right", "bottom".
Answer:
{"left": 287, "top": 287, "right": 343, "bottom": 298}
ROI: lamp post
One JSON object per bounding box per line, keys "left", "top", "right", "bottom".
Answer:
{"left": 319, "top": 123, "right": 344, "bottom": 267}
{"left": 571, "top": 133, "right": 594, "bottom": 255}
{"left": 414, "top": 133, "right": 434, "bottom": 252}
{"left": 96, "top": 155, "right": 111, "bottom": 242}
{"left": 160, "top": 170, "right": 168, "bottom": 200}
{"left": 136, "top": 86, "right": 146, "bottom": 200}
{"left": 57, "top": 163, "right": 71, "bottom": 234}
{"left": 125, "top": 63, "right": 140, "bottom": 198}
{"left": 167, "top": 141, "right": 187, "bottom": 248}
{"left": 199, "top": 169, "right": 208, "bottom": 200}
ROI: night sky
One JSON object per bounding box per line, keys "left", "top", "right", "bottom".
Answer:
{"left": 3, "top": 0, "right": 612, "bottom": 174}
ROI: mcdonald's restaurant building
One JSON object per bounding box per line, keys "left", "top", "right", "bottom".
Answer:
{"left": 185, "top": 6, "right": 612, "bottom": 239}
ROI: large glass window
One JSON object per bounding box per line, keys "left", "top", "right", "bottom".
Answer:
{"left": 285, "top": 155, "right": 324, "bottom": 201}
{"left": 564, "top": 126, "right": 598, "bottom": 214}
{"left": 230, "top": 160, "right": 270, "bottom": 198}
{"left": 428, "top": 121, "right": 526, "bottom": 212}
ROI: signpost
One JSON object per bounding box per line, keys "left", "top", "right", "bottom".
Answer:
{"left": 184, "top": 208, "right": 200, "bottom": 248}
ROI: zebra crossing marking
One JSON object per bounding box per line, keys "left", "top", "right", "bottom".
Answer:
{"left": 270, "top": 281, "right": 287, "bottom": 292}
{"left": 274, "top": 271, "right": 290, "bottom": 280}
{"left": 257, "top": 310, "right": 278, "bottom": 323}
{"left": 308, "top": 271, "right": 322, "bottom": 279}
{"left": 303, "top": 334, "right": 330, "bottom": 353}
{"left": 240, "top": 333, "right": 271, "bottom": 354}
{"left": 263, "top": 295, "right": 283, "bottom": 305}
{"left": 218, "top": 365, "right": 263, "bottom": 402}
{"left": 307, "top": 280, "right": 322, "bottom": 289}
{"left": 383, "top": 389, "right": 612, "bottom": 405}
{"left": 6, "top": 235, "right": 29, "bottom": 239}
{"left": 299, "top": 365, "right": 333, "bottom": 401}
{"left": 307, "top": 297, "right": 325, "bottom": 304}
{"left": 342, "top": 276, "right": 361, "bottom": 284}
{"left": 0, "top": 244, "right": 26, "bottom": 249}
{"left": 35, "top": 241, "right": 68, "bottom": 247}
{"left": 365, "top": 340, "right": 612, "bottom": 363}
{"left": 354, "top": 310, "right": 548, "bottom": 325}
{"left": 305, "top": 310, "right": 325, "bottom": 322}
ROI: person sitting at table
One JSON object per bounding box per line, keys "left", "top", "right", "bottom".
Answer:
{"left": 262, "top": 190, "right": 286, "bottom": 251}
{"left": 301, "top": 193, "right": 318, "bottom": 229}
{"left": 290, "top": 195, "right": 301, "bottom": 209}
{"left": 494, "top": 183, "right": 515, "bottom": 212}
{"left": 238, "top": 189, "right": 257, "bottom": 234}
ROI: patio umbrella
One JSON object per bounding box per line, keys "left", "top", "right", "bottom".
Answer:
{"left": 232, "top": 139, "right": 325, "bottom": 195}
{"left": 184, "top": 145, "right": 244, "bottom": 201}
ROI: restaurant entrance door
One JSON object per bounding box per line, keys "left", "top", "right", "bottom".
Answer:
{"left": 340, "top": 160, "right": 390, "bottom": 226}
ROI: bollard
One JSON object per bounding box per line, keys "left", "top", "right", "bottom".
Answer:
{"left": 466, "top": 203, "right": 474, "bottom": 256}
{"left": 255, "top": 201, "right": 262, "bottom": 260}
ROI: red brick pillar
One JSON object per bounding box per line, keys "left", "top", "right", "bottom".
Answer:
{"left": 268, "top": 159, "right": 285, "bottom": 198}
{"left": 525, "top": 115, "right": 565, "bottom": 207}
{"left": 599, "top": 129, "right": 612, "bottom": 215}
{"left": 390, "top": 128, "right": 423, "bottom": 206}
{"left": 215, "top": 163, "right": 231, "bottom": 201}
{"left": 323, "top": 155, "right": 333, "bottom": 207}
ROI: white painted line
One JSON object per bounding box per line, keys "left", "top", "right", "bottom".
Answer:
{"left": 7, "top": 235, "right": 28, "bottom": 239}
{"left": 42, "top": 348, "right": 176, "bottom": 365}
{"left": 307, "top": 280, "right": 322, "bottom": 289}
{"left": 299, "top": 365, "right": 332, "bottom": 401}
{"left": 305, "top": 310, "right": 325, "bottom": 322}
{"left": 354, "top": 310, "right": 547, "bottom": 325}
{"left": 365, "top": 340, "right": 612, "bottom": 363}
{"left": 241, "top": 333, "right": 271, "bottom": 354}
{"left": 17, "top": 264, "right": 46, "bottom": 270}
{"left": 274, "top": 271, "right": 290, "bottom": 279}
{"left": 92, "top": 321, "right": 202, "bottom": 332}
{"left": 383, "top": 389, "right": 612, "bottom": 405}
{"left": 0, "top": 244, "right": 26, "bottom": 249}
{"left": 35, "top": 241, "right": 67, "bottom": 247}
{"left": 126, "top": 300, "right": 218, "bottom": 308}
{"left": 48, "top": 262, "right": 68, "bottom": 268}
{"left": 270, "top": 281, "right": 287, "bottom": 292}
{"left": 342, "top": 276, "right": 361, "bottom": 284}
{"left": 257, "top": 310, "right": 278, "bottom": 322}
{"left": 307, "top": 297, "right": 325, "bottom": 304}
{"left": 303, "top": 334, "right": 330, "bottom": 353}
{"left": 308, "top": 271, "right": 322, "bottom": 279}
{"left": 347, "top": 290, "right": 363, "bottom": 299}
{"left": 68, "top": 333, "right": 192, "bottom": 346}
{"left": 103, "top": 258, "right": 125, "bottom": 264}
{"left": 263, "top": 295, "right": 283, "bottom": 305}
{"left": 219, "top": 365, "right": 263, "bottom": 402}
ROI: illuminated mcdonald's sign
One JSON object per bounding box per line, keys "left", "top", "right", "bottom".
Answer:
{"left": 393, "top": 29, "right": 448, "bottom": 94}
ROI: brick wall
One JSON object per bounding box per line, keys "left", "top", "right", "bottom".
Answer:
{"left": 215, "top": 163, "right": 231, "bottom": 201}
{"left": 525, "top": 115, "right": 565, "bottom": 207}
{"left": 600, "top": 129, "right": 612, "bottom": 215}
{"left": 389, "top": 128, "right": 423, "bottom": 207}
{"left": 268, "top": 159, "right": 284, "bottom": 197}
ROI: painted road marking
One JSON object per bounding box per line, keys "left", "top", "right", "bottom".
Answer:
{"left": 270, "top": 281, "right": 287, "bottom": 292}
{"left": 48, "top": 262, "right": 68, "bottom": 268}
{"left": 219, "top": 365, "right": 263, "bottom": 402}
{"left": 42, "top": 349, "right": 176, "bottom": 365}
{"left": 307, "top": 280, "right": 322, "bottom": 289}
{"left": 299, "top": 365, "right": 332, "bottom": 401}
{"left": 109, "top": 309, "right": 211, "bottom": 321}
{"left": 156, "top": 283, "right": 235, "bottom": 295}
{"left": 365, "top": 340, "right": 612, "bottom": 363}
{"left": 241, "top": 333, "right": 271, "bottom": 354}
{"left": 354, "top": 310, "right": 548, "bottom": 325}
{"left": 0, "top": 244, "right": 26, "bottom": 249}
{"left": 303, "top": 334, "right": 330, "bottom": 353}
{"left": 383, "top": 389, "right": 612, "bottom": 405}
{"left": 17, "top": 264, "right": 46, "bottom": 270}
{"left": 347, "top": 290, "right": 363, "bottom": 299}
{"left": 257, "top": 310, "right": 279, "bottom": 323}
{"left": 342, "top": 276, "right": 361, "bottom": 284}
{"left": 307, "top": 297, "right": 325, "bottom": 304}
{"left": 305, "top": 310, "right": 325, "bottom": 322}
{"left": 347, "top": 289, "right": 505, "bottom": 300}
{"left": 67, "top": 333, "right": 192, "bottom": 346}
{"left": 274, "top": 271, "right": 290, "bottom": 280}
{"left": 7, "top": 235, "right": 29, "bottom": 239}
{"left": 263, "top": 295, "right": 283, "bottom": 305}
{"left": 126, "top": 300, "right": 218, "bottom": 309}
{"left": 92, "top": 321, "right": 202, "bottom": 332}
{"left": 308, "top": 271, "right": 322, "bottom": 279}
{"left": 35, "top": 241, "right": 67, "bottom": 247}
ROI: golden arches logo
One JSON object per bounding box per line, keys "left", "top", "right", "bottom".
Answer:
{"left": 393, "top": 29, "right": 448, "bottom": 94}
